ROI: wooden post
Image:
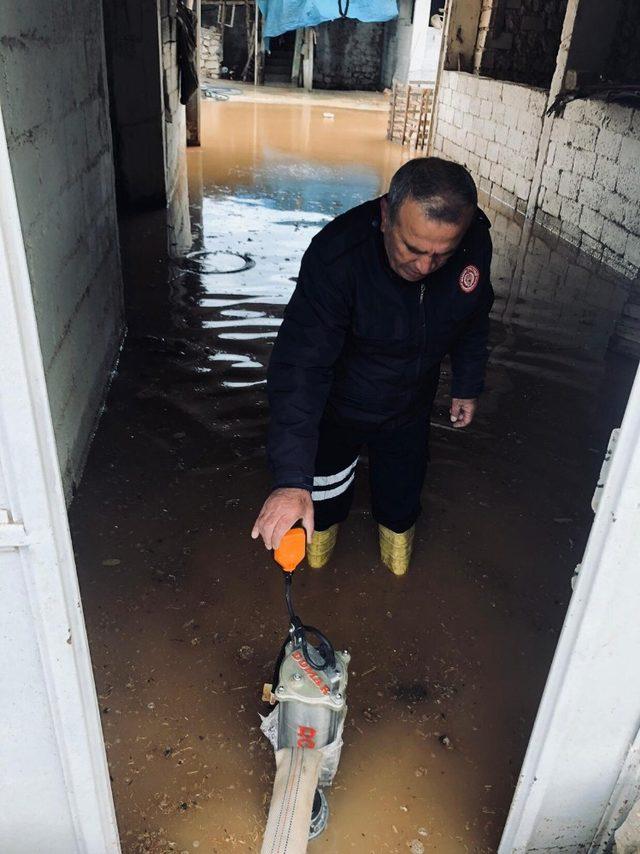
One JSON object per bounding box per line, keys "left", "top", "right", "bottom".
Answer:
{"left": 401, "top": 83, "right": 411, "bottom": 145}
{"left": 302, "top": 27, "right": 314, "bottom": 91}
{"left": 254, "top": 2, "right": 259, "bottom": 86}
{"left": 387, "top": 82, "right": 397, "bottom": 140}
{"left": 291, "top": 28, "right": 303, "bottom": 86}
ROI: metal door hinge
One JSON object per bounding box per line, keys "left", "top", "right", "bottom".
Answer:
{"left": 591, "top": 428, "right": 619, "bottom": 513}
{"left": 0, "top": 508, "right": 28, "bottom": 548}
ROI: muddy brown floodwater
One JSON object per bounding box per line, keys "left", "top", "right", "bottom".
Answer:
{"left": 69, "top": 97, "right": 638, "bottom": 854}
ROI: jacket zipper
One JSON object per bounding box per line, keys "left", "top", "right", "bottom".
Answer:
{"left": 416, "top": 281, "right": 426, "bottom": 382}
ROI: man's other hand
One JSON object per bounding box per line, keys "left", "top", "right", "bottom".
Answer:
{"left": 450, "top": 397, "right": 477, "bottom": 428}
{"left": 251, "top": 488, "right": 314, "bottom": 550}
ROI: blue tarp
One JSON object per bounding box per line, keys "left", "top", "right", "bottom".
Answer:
{"left": 258, "top": 0, "right": 398, "bottom": 38}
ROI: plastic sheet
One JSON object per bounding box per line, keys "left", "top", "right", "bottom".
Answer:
{"left": 258, "top": 0, "right": 398, "bottom": 38}
{"left": 176, "top": 0, "right": 198, "bottom": 105}
{"left": 260, "top": 705, "right": 347, "bottom": 787}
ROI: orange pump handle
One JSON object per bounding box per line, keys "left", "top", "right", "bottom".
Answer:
{"left": 274, "top": 528, "right": 306, "bottom": 573}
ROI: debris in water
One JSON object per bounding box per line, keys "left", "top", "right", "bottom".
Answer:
{"left": 392, "top": 681, "right": 430, "bottom": 704}
{"left": 238, "top": 644, "right": 254, "bottom": 662}
{"left": 409, "top": 840, "right": 425, "bottom": 854}
{"left": 102, "top": 558, "right": 121, "bottom": 566}
{"left": 363, "top": 706, "right": 381, "bottom": 723}
{"left": 439, "top": 734, "right": 453, "bottom": 750}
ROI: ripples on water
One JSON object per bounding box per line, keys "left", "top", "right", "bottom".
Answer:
{"left": 168, "top": 100, "right": 636, "bottom": 459}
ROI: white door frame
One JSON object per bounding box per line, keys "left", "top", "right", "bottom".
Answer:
{"left": 0, "top": 103, "right": 120, "bottom": 852}
{"left": 2, "top": 48, "right": 640, "bottom": 848}
{"left": 499, "top": 363, "right": 640, "bottom": 852}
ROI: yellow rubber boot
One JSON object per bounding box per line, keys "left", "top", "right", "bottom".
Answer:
{"left": 379, "top": 524, "right": 415, "bottom": 576}
{"left": 307, "top": 524, "right": 339, "bottom": 568}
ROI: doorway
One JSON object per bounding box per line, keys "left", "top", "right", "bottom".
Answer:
{"left": 69, "top": 90, "right": 639, "bottom": 851}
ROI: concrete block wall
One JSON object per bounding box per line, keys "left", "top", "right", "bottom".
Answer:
{"left": 432, "top": 71, "right": 640, "bottom": 281}
{"left": 536, "top": 100, "right": 640, "bottom": 278}
{"left": 314, "top": 19, "right": 384, "bottom": 90}
{"left": 201, "top": 25, "right": 223, "bottom": 80}
{"left": 0, "top": 2, "right": 124, "bottom": 498}
{"left": 432, "top": 71, "right": 546, "bottom": 215}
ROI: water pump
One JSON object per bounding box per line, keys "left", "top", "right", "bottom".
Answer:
{"left": 260, "top": 528, "right": 349, "bottom": 851}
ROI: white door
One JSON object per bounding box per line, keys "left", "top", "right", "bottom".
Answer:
{"left": 499, "top": 364, "right": 640, "bottom": 852}
{"left": 0, "top": 104, "right": 120, "bottom": 853}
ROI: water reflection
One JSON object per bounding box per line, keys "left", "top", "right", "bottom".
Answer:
{"left": 180, "top": 136, "right": 632, "bottom": 405}
{"left": 145, "top": 97, "right": 640, "bottom": 507}
{"left": 490, "top": 214, "right": 628, "bottom": 356}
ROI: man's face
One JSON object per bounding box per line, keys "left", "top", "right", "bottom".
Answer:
{"left": 380, "top": 196, "right": 474, "bottom": 282}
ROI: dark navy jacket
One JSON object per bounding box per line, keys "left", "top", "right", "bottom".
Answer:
{"left": 267, "top": 198, "right": 494, "bottom": 492}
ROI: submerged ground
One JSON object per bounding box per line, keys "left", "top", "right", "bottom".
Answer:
{"left": 70, "top": 93, "right": 638, "bottom": 853}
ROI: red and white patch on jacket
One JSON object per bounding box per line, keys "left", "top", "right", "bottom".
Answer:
{"left": 459, "top": 264, "right": 480, "bottom": 293}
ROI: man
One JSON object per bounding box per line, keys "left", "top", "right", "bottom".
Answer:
{"left": 251, "top": 157, "right": 493, "bottom": 575}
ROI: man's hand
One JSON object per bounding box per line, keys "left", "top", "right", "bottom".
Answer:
{"left": 450, "top": 397, "right": 477, "bottom": 428}
{"left": 251, "top": 488, "right": 314, "bottom": 550}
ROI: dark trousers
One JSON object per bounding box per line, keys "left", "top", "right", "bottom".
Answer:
{"left": 312, "top": 417, "right": 430, "bottom": 534}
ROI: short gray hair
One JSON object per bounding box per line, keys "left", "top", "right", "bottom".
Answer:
{"left": 387, "top": 157, "right": 478, "bottom": 224}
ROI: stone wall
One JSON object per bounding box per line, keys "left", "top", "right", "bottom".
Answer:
{"left": 474, "top": 0, "right": 568, "bottom": 87}
{"left": 201, "top": 24, "right": 222, "bottom": 80}
{"left": 432, "top": 71, "right": 546, "bottom": 215}
{"left": 314, "top": 19, "right": 384, "bottom": 90}
{"left": 537, "top": 99, "right": 640, "bottom": 278}
{"left": 0, "top": 0, "right": 124, "bottom": 499}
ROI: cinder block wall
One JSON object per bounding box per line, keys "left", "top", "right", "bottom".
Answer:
{"left": 432, "top": 71, "right": 546, "bottom": 215}
{"left": 537, "top": 99, "right": 640, "bottom": 277}
{"left": 0, "top": 2, "right": 124, "bottom": 499}
{"left": 432, "top": 71, "right": 640, "bottom": 281}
